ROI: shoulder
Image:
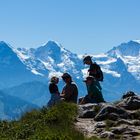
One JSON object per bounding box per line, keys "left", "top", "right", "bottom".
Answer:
{"left": 49, "top": 83, "right": 55, "bottom": 86}
{"left": 93, "top": 63, "right": 100, "bottom": 69}
{"left": 89, "top": 63, "right": 96, "bottom": 69}
{"left": 71, "top": 82, "right": 78, "bottom": 88}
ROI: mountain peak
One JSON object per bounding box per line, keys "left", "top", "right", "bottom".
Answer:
{"left": 131, "top": 39, "right": 140, "bottom": 44}
{"left": 0, "top": 41, "right": 12, "bottom": 49}
{"left": 46, "top": 40, "right": 61, "bottom": 47}
{"left": 107, "top": 40, "right": 140, "bottom": 57}
{"left": 34, "top": 40, "right": 62, "bottom": 62}
{"left": 44, "top": 40, "right": 62, "bottom": 52}
{"left": 0, "top": 41, "right": 15, "bottom": 55}
{"left": 37, "top": 40, "right": 62, "bottom": 52}
{"left": 0, "top": 41, "right": 7, "bottom": 45}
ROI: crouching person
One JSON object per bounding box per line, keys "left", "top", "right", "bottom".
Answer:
{"left": 61, "top": 73, "right": 78, "bottom": 103}
{"left": 47, "top": 76, "right": 61, "bottom": 107}
{"left": 80, "top": 76, "right": 105, "bottom": 104}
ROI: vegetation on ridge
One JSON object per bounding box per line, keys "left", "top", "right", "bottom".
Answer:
{"left": 0, "top": 102, "right": 104, "bottom": 140}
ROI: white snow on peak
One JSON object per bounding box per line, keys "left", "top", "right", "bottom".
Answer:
{"left": 132, "top": 40, "right": 140, "bottom": 44}
{"left": 92, "top": 53, "right": 108, "bottom": 58}
{"left": 102, "top": 68, "right": 121, "bottom": 77}
{"left": 97, "top": 58, "right": 117, "bottom": 65}
{"left": 14, "top": 49, "right": 30, "bottom": 60}
{"left": 41, "top": 60, "right": 55, "bottom": 71}
{"left": 121, "top": 55, "right": 140, "bottom": 80}
{"left": 31, "top": 69, "right": 44, "bottom": 76}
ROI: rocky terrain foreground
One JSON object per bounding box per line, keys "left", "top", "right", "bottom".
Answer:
{"left": 76, "top": 91, "right": 140, "bottom": 140}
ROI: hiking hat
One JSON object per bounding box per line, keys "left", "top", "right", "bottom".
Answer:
{"left": 83, "top": 76, "right": 95, "bottom": 82}
{"left": 62, "top": 73, "right": 71, "bottom": 79}
{"left": 83, "top": 55, "right": 92, "bottom": 64}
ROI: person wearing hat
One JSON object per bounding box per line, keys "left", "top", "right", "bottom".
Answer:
{"left": 61, "top": 73, "right": 78, "bottom": 103}
{"left": 47, "top": 76, "right": 61, "bottom": 107}
{"left": 83, "top": 55, "right": 104, "bottom": 101}
{"left": 83, "top": 55, "right": 103, "bottom": 82}
{"left": 79, "top": 76, "right": 105, "bottom": 104}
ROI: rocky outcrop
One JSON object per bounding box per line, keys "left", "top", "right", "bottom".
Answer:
{"left": 76, "top": 91, "right": 140, "bottom": 140}
{"left": 117, "top": 91, "right": 140, "bottom": 110}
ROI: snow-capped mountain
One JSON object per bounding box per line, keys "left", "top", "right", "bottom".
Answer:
{"left": 17, "top": 41, "right": 83, "bottom": 78}
{"left": 105, "top": 40, "right": 140, "bottom": 80}
{"left": 1, "top": 40, "right": 140, "bottom": 106}
{"left": 107, "top": 40, "right": 140, "bottom": 57}
{"left": 88, "top": 40, "right": 140, "bottom": 100}
{"left": 0, "top": 41, "right": 44, "bottom": 89}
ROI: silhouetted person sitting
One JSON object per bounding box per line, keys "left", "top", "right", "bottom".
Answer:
{"left": 80, "top": 76, "right": 105, "bottom": 104}
{"left": 47, "top": 76, "right": 60, "bottom": 107}
{"left": 61, "top": 73, "right": 78, "bottom": 103}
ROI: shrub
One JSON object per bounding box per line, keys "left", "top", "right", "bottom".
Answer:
{"left": 0, "top": 102, "right": 105, "bottom": 140}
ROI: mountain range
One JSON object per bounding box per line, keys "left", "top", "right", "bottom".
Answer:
{"left": 0, "top": 40, "right": 140, "bottom": 119}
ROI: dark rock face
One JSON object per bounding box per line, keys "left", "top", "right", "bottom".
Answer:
{"left": 117, "top": 95, "right": 140, "bottom": 110}
{"left": 122, "top": 91, "right": 136, "bottom": 99}
{"left": 76, "top": 91, "right": 140, "bottom": 139}
{"left": 100, "top": 131, "right": 115, "bottom": 139}
{"left": 94, "top": 104, "right": 129, "bottom": 121}
{"left": 78, "top": 103, "right": 99, "bottom": 118}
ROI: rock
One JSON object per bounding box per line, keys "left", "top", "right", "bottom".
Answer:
{"left": 94, "top": 104, "right": 129, "bottom": 121}
{"left": 78, "top": 103, "right": 98, "bottom": 118}
{"left": 116, "top": 119, "right": 133, "bottom": 126}
{"left": 100, "top": 131, "right": 115, "bottom": 139}
{"left": 111, "top": 126, "right": 139, "bottom": 137}
{"left": 122, "top": 91, "right": 136, "bottom": 99}
{"left": 111, "top": 126, "right": 130, "bottom": 134}
{"left": 79, "top": 103, "right": 98, "bottom": 110}
{"left": 79, "top": 110, "right": 96, "bottom": 118}
{"left": 132, "top": 120, "right": 140, "bottom": 126}
{"left": 107, "top": 113, "right": 119, "bottom": 121}
{"left": 129, "top": 110, "right": 140, "bottom": 119}
{"left": 76, "top": 91, "right": 140, "bottom": 139}
{"left": 75, "top": 118, "right": 99, "bottom": 137}
{"left": 122, "top": 135, "right": 136, "bottom": 140}
{"left": 118, "top": 93, "right": 140, "bottom": 110}
{"left": 123, "top": 129, "right": 139, "bottom": 136}
{"left": 94, "top": 122, "right": 106, "bottom": 128}
{"left": 94, "top": 128, "right": 104, "bottom": 134}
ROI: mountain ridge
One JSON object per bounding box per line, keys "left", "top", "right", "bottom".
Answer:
{"left": 0, "top": 39, "right": 140, "bottom": 120}
{"left": 1, "top": 40, "right": 140, "bottom": 102}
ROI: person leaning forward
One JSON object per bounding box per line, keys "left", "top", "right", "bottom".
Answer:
{"left": 61, "top": 73, "right": 78, "bottom": 103}
{"left": 80, "top": 76, "right": 105, "bottom": 104}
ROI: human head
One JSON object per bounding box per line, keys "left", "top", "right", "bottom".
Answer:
{"left": 83, "top": 55, "right": 92, "bottom": 65}
{"left": 83, "top": 76, "right": 94, "bottom": 85}
{"left": 50, "top": 76, "right": 59, "bottom": 84}
{"left": 62, "top": 73, "right": 72, "bottom": 83}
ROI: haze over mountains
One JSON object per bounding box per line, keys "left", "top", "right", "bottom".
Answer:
{"left": 0, "top": 40, "right": 140, "bottom": 119}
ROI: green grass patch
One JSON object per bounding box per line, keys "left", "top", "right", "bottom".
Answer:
{"left": 0, "top": 102, "right": 105, "bottom": 140}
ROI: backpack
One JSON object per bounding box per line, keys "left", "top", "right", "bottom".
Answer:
{"left": 89, "top": 63, "right": 104, "bottom": 82}
{"left": 96, "top": 65, "right": 104, "bottom": 81}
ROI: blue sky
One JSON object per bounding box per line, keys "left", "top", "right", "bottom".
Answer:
{"left": 0, "top": 0, "right": 140, "bottom": 54}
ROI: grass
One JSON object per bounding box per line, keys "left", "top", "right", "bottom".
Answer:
{"left": 0, "top": 102, "right": 105, "bottom": 140}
